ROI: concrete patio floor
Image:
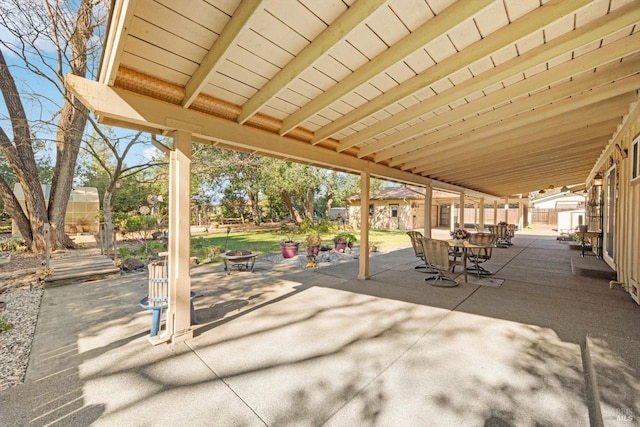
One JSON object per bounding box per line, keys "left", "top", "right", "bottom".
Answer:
{"left": 1, "top": 231, "right": 639, "bottom": 426}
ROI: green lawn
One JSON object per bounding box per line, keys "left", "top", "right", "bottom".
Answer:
{"left": 191, "top": 229, "right": 410, "bottom": 263}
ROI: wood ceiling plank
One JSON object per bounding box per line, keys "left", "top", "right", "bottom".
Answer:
{"left": 419, "top": 134, "right": 613, "bottom": 179}
{"left": 123, "top": 37, "right": 198, "bottom": 75}
{"left": 401, "top": 91, "right": 636, "bottom": 171}
{"left": 236, "top": 0, "right": 388, "bottom": 124}
{"left": 415, "top": 120, "right": 619, "bottom": 173}
{"left": 389, "top": 0, "right": 435, "bottom": 32}
{"left": 402, "top": 97, "right": 634, "bottom": 174}
{"left": 425, "top": 138, "right": 607, "bottom": 183}
{"left": 345, "top": 1, "right": 640, "bottom": 154}
{"left": 381, "top": 59, "right": 640, "bottom": 165}
{"left": 135, "top": 0, "right": 218, "bottom": 47}
{"left": 279, "top": 0, "right": 494, "bottom": 135}
{"left": 100, "top": 0, "right": 137, "bottom": 85}
{"left": 452, "top": 160, "right": 596, "bottom": 184}
{"left": 366, "top": 4, "right": 410, "bottom": 47}
{"left": 318, "top": 0, "right": 593, "bottom": 146}
{"left": 265, "top": 0, "right": 327, "bottom": 42}
{"left": 118, "top": 52, "right": 190, "bottom": 86}
{"left": 182, "top": 0, "right": 263, "bottom": 108}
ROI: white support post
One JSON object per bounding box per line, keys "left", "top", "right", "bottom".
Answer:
{"left": 459, "top": 192, "right": 465, "bottom": 229}
{"left": 450, "top": 201, "right": 455, "bottom": 232}
{"left": 504, "top": 197, "right": 510, "bottom": 223}
{"left": 518, "top": 200, "right": 524, "bottom": 229}
{"left": 358, "top": 172, "right": 370, "bottom": 280}
{"left": 423, "top": 185, "right": 432, "bottom": 238}
{"left": 167, "top": 130, "right": 193, "bottom": 344}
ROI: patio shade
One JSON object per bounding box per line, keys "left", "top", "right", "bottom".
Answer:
{"left": 66, "top": 0, "right": 640, "bottom": 198}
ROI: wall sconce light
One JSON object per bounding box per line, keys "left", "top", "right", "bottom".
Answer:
{"left": 615, "top": 143, "right": 628, "bottom": 160}
{"left": 593, "top": 173, "right": 603, "bottom": 187}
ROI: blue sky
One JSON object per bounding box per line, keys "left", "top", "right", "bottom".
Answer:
{"left": 0, "top": 33, "right": 158, "bottom": 171}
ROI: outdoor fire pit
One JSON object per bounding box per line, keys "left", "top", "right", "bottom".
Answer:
{"left": 219, "top": 250, "right": 259, "bottom": 274}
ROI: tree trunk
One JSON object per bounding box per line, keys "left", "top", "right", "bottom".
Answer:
{"left": 249, "top": 190, "right": 260, "bottom": 224}
{"left": 324, "top": 192, "right": 334, "bottom": 219}
{"left": 0, "top": 0, "right": 98, "bottom": 253}
{"left": 0, "top": 177, "right": 32, "bottom": 243}
{"left": 48, "top": 0, "right": 94, "bottom": 249}
{"left": 280, "top": 190, "right": 303, "bottom": 225}
{"left": 0, "top": 50, "right": 49, "bottom": 252}
{"left": 103, "top": 187, "right": 115, "bottom": 252}
{"left": 303, "top": 188, "right": 314, "bottom": 221}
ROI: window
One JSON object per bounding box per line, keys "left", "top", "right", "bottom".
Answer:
{"left": 390, "top": 204, "right": 399, "bottom": 218}
{"left": 632, "top": 135, "right": 640, "bottom": 182}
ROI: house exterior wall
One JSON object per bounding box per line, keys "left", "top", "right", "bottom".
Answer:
{"left": 347, "top": 199, "right": 437, "bottom": 230}
{"left": 612, "top": 112, "right": 640, "bottom": 304}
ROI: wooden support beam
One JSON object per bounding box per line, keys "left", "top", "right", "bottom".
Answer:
{"left": 182, "top": 0, "right": 263, "bottom": 108}
{"left": 358, "top": 172, "right": 370, "bottom": 280}
{"left": 240, "top": 0, "right": 389, "bottom": 125}
{"left": 280, "top": 0, "right": 493, "bottom": 137}
{"left": 349, "top": 0, "right": 640, "bottom": 155}
{"left": 322, "top": 0, "right": 593, "bottom": 148}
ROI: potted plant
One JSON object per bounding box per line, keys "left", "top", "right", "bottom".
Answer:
{"left": 450, "top": 228, "right": 469, "bottom": 243}
{"left": 304, "top": 233, "right": 322, "bottom": 256}
{"left": 280, "top": 235, "right": 300, "bottom": 258}
{"left": 333, "top": 232, "right": 357, "bottom": 252}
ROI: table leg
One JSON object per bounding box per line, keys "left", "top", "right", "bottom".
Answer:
{"left": 462, "top": 250, "right": 468, "bottom": 283}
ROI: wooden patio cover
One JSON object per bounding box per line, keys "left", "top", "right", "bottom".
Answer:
{"left": 65, "top": 0, "right": 640, "bottom": 343}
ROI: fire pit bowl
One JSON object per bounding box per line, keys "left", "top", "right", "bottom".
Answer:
{"left": 219, "top": 250, "right": 259, "bottom": 274}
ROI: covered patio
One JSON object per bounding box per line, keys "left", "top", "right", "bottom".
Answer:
{"left": 65, "top": 0, "right": 640, "bottom": 346}
{"left": 1, "top": 230, "right": 638, "bottom": 425}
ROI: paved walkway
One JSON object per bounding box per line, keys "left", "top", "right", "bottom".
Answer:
{"left": 1, "top": 231, "right": 639, "bottom": 426}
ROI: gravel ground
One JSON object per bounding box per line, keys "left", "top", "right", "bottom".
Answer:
{"left": 0, "top": 288, "right": 43, "bottom": 391}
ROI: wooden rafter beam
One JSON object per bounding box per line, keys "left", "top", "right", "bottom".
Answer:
{"left": 405, "top": 99, "right": 631, "bottom": 175}
{"left": 428, "top": 138, "right": 609, "bottom": 182}
{"left": 181, "top": 0, "right": 263, "bottom": 108}
{"left": 387, "top": 76, "right": 640, "bottom": 168}
{"left": 278, "top": 0, "right": 493, "bottom": 136}
{"left": 65, "top": 74, "right": 499, "bottom": 199}
{"left": 237, "top": 0, "right": 389, "bottom": 124}
{"left": 312, "top": 0, "right": 593, "bottom": 145}
{"left": 412, "top": 122, "right": 618, "bottom": 177}
{"left": 345, "top": 0, "right": 640, "bottom": 154}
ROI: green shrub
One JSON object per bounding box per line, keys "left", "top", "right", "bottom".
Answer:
{"left": 118, "top": 247, "right": 133, "bottom": 258}
{"left": 118, "top": 214, "right": 159, "bottom": 239}
{"left": 0, "top": 237, "right": 25, "bottom": 252}
{"left": 0, "top": 318, "right": 14, "bottom": 332}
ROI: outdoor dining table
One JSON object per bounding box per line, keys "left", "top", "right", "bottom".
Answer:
{"left": 445, "top": 239, "right": 496, "bottom": 282}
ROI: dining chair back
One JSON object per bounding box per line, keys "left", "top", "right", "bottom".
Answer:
{"left": 467, "top": 233, "right": 497, "bottom": 277}
{"left": 407, "top": 231, "right": 436, "bottom": 272}
{"left": 419, "top": 237, "right": 460, "bottom": 287}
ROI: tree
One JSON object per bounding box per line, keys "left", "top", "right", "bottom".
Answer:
{"left": 0, "top": 0, "right": 106, "bottom": 252}
{"left": 260, "top": 159, "right": 323, "bottom": 225}
{"left": 78, "top": 130, "right": 164, "bottom": 248}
